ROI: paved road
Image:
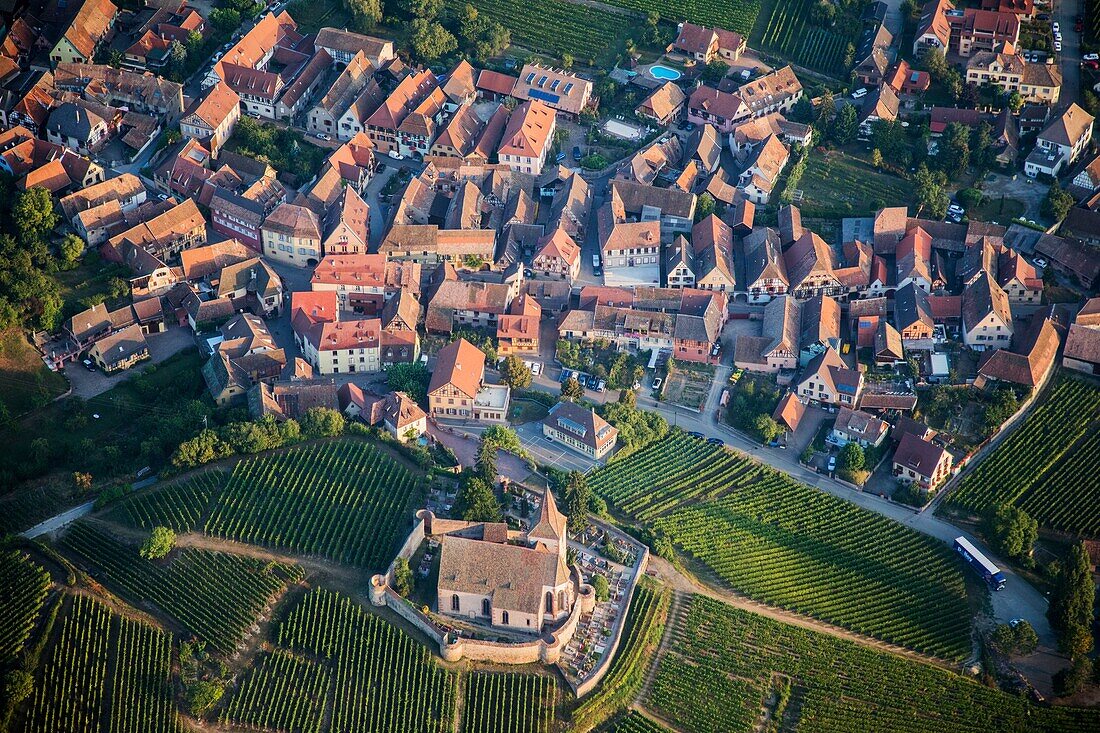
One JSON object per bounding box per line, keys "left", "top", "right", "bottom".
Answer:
{"left": 20, "top": 501, "right": 96, "bottom": 539}
{"left": 1054, "top": 0, "right": 1082, "bottom": 111}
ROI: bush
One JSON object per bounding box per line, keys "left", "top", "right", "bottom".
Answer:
{"left": 591, "top": 573, "right": 610, "bottom": 602}
{"left": 186, "top": 680, "right": 225, "bottom": 715}
{"left": 393, "top": 557, "right": 413, "bottom": 597}
{"left": 300, "top": 407, "right": 345, "bottom": 438}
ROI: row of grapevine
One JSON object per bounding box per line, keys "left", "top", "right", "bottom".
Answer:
{"left": 597, "top": 0, "right": 759, "bottom": 35}
{"left": 461, "top": 672, "right": 556, "bottom": 733}
{"left": 0, "top": 550, "right": 50, "bottom": 665}
{"left": 221, "top": 649, "right": 330, "bottom": 733}
{"left": 611, "top": 711, "right": 673, "bottom": 733}
{"left": 60, "top": 523, "right": 293, "bottom": 654}
{"left": 107, "top": 471, "right": 226, "bottom": 532}
{"left": 204, "top": 440, "right": 420, "bottom": 570}
{"left": 22, "top": 594, "right": 180, "bottom": 733}
{"left": 589, "top": 432, "right": 971, "bottom": 660}
{"left": 442, "top": 0, "right": 626, "bottom": 61}
{"left": 571, "top": 579, "right": 671, "bottom": 731}
{"left": 275, "top": 588, "right": 456, "bottom": 732}
{"left": 759, "top": 0, "right": 849, "bottom": 75}
{"left": 946, "top": 375, "right": 1100, "bottom": 535}
{"left": 649, "top": 594, "right": 1100, "bottom": 733}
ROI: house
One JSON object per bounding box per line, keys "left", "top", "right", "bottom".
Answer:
{"left": 50, "top": 0, "right": 118, "bottom": 65}
{"left": 442, "top": 59, "right": 478, "bottom": 111}
{"left": 532, "top": 227, "right": 581, "bottom": 282}
{"left": 949, "top": 8, "right": 1020, "bottom": 57}
{"left": 598, "top": 190, "right": 661, "bottom": 286}
{"left": 875, "top": 320, "right": 905, "bottom": 364}
{"left": 784, "top": 231, "right": 842, "bottom": 298}
{"left": 309, "top": 254, "right": 412, "bottom": 314}
{"left": 314, "top": 27, "right": 395, "bottom": 68}
{"left": 729, "top": 113, "right": 811, "bottom": 159}
{"left": 546, "top": 172, "right": 591, "bottom": 241}
{"left": 965, "top": 52, "right": 1061, "bottom": 104}
{"left": 427, "top": 337, "right": 509, "bottom": 423}
{"left": 88, "top": 323, "right": 148, "bottom": 373}
{"left": 476, "top": 69, "right": 518, "bottom": 101}
{"left": 893, "top": 432, "right": 953, "bottom": 489}
{"left": 737, "top": 134, "right": 789, "bottom": 204}
{"left": 379, "top": 225, "right": 496, "bottom": 266}
{"left": 741, "top": 227, "right": 788, "bottom": 303}
{"left": 60, "top": 173, "right": 146, "bottom": 225}
{"left": 794, "top": 348, "right": 864, "bottom": 408}
{"left": 1063, "top": 297, "right": 1100, "bottom": 375}
{"left": 180, "top": 83, "right": 240, "bottom": 156}
{"left": 541, "top": 400, "right": 618, "bottom": 459}
{"left": 668, "top": 22, "right": 745, "bottom": 64}
{"left": 995, "top": 246, "right": 1042, "bottom": 304}
{"left": 512, "top": 64, "right": 592, "bottom": 119}
{"left": 894, "top": 282, "right": 934, "bottom": 344}
{"left": 976, "top": 308, "right": 1059, "bottom": 387}
{"left": 739, "top": 67, "right": 803, "bottom": 118}
{"left": 306, "top": 51, "right": 374, "bottom": 139}
{"left": 365, "top": 68, "right": 438, "bottom": 154}
{"left": 106, "top": 198, "right": 206, "bottom": 263}
{"left": 426, "top": 279, "right": 515, "bottom": 334}
{"left": 497, "top": 294, "right": 541, "bottom": 356}
{"left": 691, "top": 214, "right": 735, "bottom": 292}
{"left": 673, "top": 291, "right": 725, "bottom": 364}
{"left": 830, "top": 407, "right": 889, "bottom": 448}
{"left": 616, "top": 135, "right": 683, "bottom": 185}
{"left": 798, "top": 294, "right": 841, "bottom": 366}
{"left": 636, "top": 82, "right": 687, "bottom": 126}
{"left": 687, "top": 85, "right": 750, "bottom": 133}
{"left": 733, "top": 295, "right": 800, "bottom": 373}
{"left": 858, "top": 85, "right": 899, "bottom": 137}
{"left": 962, "top": 271, "right": 1013, "bottom": 350}
{"left": 436, "top": 487, "right": 572, "bottom": 632}
{"left": 913, "top": 0, "right": 954, "bottom": 57}
{"left": 249, "top": 378, "right": 340, "bottom": 421}
{"left": 497, "top": 100, "right": 555, "bottom": 176}
{"left": 772, "top": 392, "right": 805, "bottom": 434}
{"left": 395, "top": 82, "right": 448, "bottom": 158}
{"left": 896, "top": 226, "right": 933, "bottom": 291}
{"left": 262, "top": 202, "right": 322, "bottom": 267}
{"left": 883, "top": 61, "right": 931, "bottom": 99}
{"left": 53, "top": 63, "right": 184, "bottom": 118}
{"left": 321, "top": 187, "right": 371, "bottom": 256}
{"left": 299, "top": 318, "right": 381, "bottom": 374}
{"left": 1024, "top": 103, "right": 1094, "bottom": 177}
{"left": 44, "top": 103, "right": 108, "bottom": 155}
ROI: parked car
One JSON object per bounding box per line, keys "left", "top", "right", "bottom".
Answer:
{"left": 710, "top": 342, "right": 721, "bottom": 358}
{"left": 555, "top": 151, "right": 566, "bottom": 163}
{"left": 1052, "top": 21, "right": 1060, "bottom": 33}
{"left": 688, "top": 431, "right": 705, "bottom": 439}
{"left": 1034, "top": 257, "right": 1048, "bottom": 268}
{"left": 315, "top": 132, "right": 332, "bottom": 141}
{"left": 82, "top": 358, "right": 96, "bottom": 371}
{"left": 707, "top": 437, "right": 724, "bottom": 446}
{"left": 1085, "top": 53, "right": 1099, "bottom": 61}
{"left": 652, "top": 377, "right": 663, "bottom": 391}
{"left": 1086, "top": 60, "right": 1099, "bottom": 70}
{"left": 827, "top": 455, "right": 837, "bottom": 472}
{"left": 681, "top": 122, "right": 696, "bottom": 132}
{"left": 728, "top": 367, "right": 743, "bottom": 384}
{"left": 388, "top": 149, "right": 404, "bottom": 160}
{"left": 572, "top": 145, "right": 582, "bottom": 161}
{"left": 851, "top": 87, "right": 868, "bottom": 99}
{"left": 1055, "top": 41, "right": 1062, "bottom": 52}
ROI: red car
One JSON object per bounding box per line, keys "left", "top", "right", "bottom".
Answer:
{"left": 1086, "top": 60, "right": 1099, "bottom": 70}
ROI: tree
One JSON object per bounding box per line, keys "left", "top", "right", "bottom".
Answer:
{"left": 831, "top": 103, "right": 858, "bottom": 145}
{"left": 564, "top": 471, "right": 590, "bottom": 534}
{"left": 983, "top": 504, "right": 1037, "bottom": 560}
{"left": 790, "top": 96, "right": 815, "bottom": 124}
{"left": 1047, "top": 542, "right": 1095, "bottom": 657}
{"left": 300, "top": 407, "right": 345, "bottom": 438}
{"left": 971, "top": 122, "right": 995, "bottom": 172}
{"left": 499, "top": 355, "right": 533, "bottom": 390}
{"left": 385, "top": 362, "right": 431, "bottom": 406}
{"left": 344, "top": 0, "right": 382, "bottom": 28}
{"left": 870, "top": 148, "right": 884, "bottom": 168}
{"left": 694, "top": 192, "right": 716, "bottom": 221}
{"left": 72, "top": 471, "right": 93, "bottom": 491}
{"left": 165, "top": 40, "right": 187, "bottom": 79}
{"left": 700, "top": 59, "right": 727, "bottom": 84}
{"left": 1012, "top": 620, "right": 1039, "bottom": 655}
{"left": 956, "top": 187, "right": 983, "bottom": 211}
{"left": 393, "top": 557, "right": 413, "bottom": 597}
{"left": 591, "top": 573, "right": 610, "bottom": 602}
{"left": 140, "top": 526, "right": 176, "bottom": 559}
{"left": 58, "top": 234, "right": 84, "bottom": 268}
{"left": 556, "top": 339, "right": 582, "bottom": 369}
{"left": 1054, "top": 656, "right": 1094, "bottom": 697}
{"left": 753, "top": 414, "right": 783, "bottom": 443}
{"left": 455, "top": 476, "right": 501, "bottom": 522}
{"left": 3, "top": 669, "right": 33, "bottom": 708}
{"left": 561, "top": 53, "right": 573, "bottom": 69}
{"left": 914, "top": 163, "right": 949, "bottom": 219}
{"left": 561, "top": 376, "right": 584, "bottom": 401}
{"left": 1042, "top": 181, "right": 1073, "bottom": 222}
{"left": 922, "top": 47, "right": 948, "bottom": 81}
{"left": 481, "top": 425, "right": 524, "bottom": 454}
{"left": 172, "top": 429, "right": 232, "bottom": 469}
{"left": 811, "top": 0, "right": 836, "bottom": 26}
{"left": 942, "top": 68, "right": 963, "bottom": 100}
{"left": 938, "top": 122, "right": 970, "bottom": 178}
{"left": 840, "top": 442, "right": 866, "bottom": 471}
{"left": 816, "top": 90, "right": 836, "bottom": 128}
{"left": 13, "top": 187, "right": 58, "bottom": 247}
{"left": 186, "top": 681, "right": 224, "bottom": 715}
{"left": 410, "top": 18, "right": 456, "bottom": 61}
{"left": 476, "top": 438, "right": 497, "bottom": 483}
{"left": 209, "top": 7, "right": 241, "bottom": 35}
{"left": 1007, "top": 90, "right": 1024, "bottom": 113}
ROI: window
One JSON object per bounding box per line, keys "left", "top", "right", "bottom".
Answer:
{"left": 451, "top": 594, "right": 460, "bottom": 611}
{"left": 482, "top": 598, "right": 490, "bottom": 616}
{"left": 501, "top": 610, "right": 510, "bottom": 625}
{"left": 545, "top": 592, "right": 554, "bottom": 614}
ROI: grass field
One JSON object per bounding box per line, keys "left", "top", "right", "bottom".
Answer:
{"left": 944, "top": 374, "right": 1100, "bottom": 536}
{"left": 796, "top": 149, "right": 915, "bottom": 217}
{"left": 0, "top": 329, "right": 67, "bottom": 418}
{"left": 589, "top": 432, "right": 973, "bottom": 660}
{"left": 648, "top": 594, "right": 1100, "bottom": 733}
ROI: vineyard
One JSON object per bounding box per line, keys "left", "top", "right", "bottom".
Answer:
{"left": 107, "top": 471, "right": 226, "bottom": 532}
{"left": 757, "top": 0, "right": 850, "bottom": 75}
{"left": 944, "top": 375, "right": 1100, "bottom": 535}
{"left": 589, "top": 432, "right": 972, "bottom": 660}
{"left": 597, "top": 0, "right": 759, "bottom": 35}
{"left": 461, "top": 672, "right": 557, "bottom": 733}
{"left": 0, "top": 550, "right": 50, "bottom": 666}
{"left": 571, "top": 579, "right": 671, "bottom": 731}
{"left": 60, "top": 523, "right": 298, "bottom": 654}
{"left": 203, "top": 440, "right": 421, "bottom": 570}
{"left": 22, "top": 594, "right": 180, "bottom": 733}
{"left": 611, "top": 712, "right": 673, "bottom": 733}
{"left": 222, "top": 649, "right": 330, "bottom": 733}
{"left": 648, "top": 594, "right": 1100, "bottom": 733}
{"left": 443, "top": 0, "right": 625, "bottom": 62}
{"left": 275, "top": 587, "right": 457, "bottom": 732}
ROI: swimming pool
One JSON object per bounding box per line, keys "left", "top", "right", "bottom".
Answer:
{"left": 649, "top": 65, "right": 682, "bottom": 81}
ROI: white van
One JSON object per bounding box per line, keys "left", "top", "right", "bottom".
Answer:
{"left": 851, "top": 88, "right": 868, "bottom": 99}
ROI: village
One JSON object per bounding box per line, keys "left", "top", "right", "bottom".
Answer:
{"left": 1, "top": 0, "right": 1100, "bottom": 730}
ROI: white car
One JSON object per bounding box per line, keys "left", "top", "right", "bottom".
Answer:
{"left": 387, "top": 149, "right": 405, "bottom": 160}
{"left": 851, "top": 87, "right": 868, "bottom": 99}
{"left": 1086, "top": 53, "right": 1099, "bottom": 61}
{"left": 1052, "top": 21, "right": 1060, "bottom": 33}
{"left": 315, "top": 132, "right": 332, "bottom": 141}
{"left": 652, "top": 377, "right": 663, "bottom": 390}
{"left": 1054, "top": 31, "right": 1062, "bottom": 41}
{"left": 1055, "top": 41, "right": 1062, "bottom": 52}
{"left": 1034, "top": 257, "right": 1048, "bottom": 268}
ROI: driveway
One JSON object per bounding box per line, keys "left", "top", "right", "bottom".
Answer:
{"left": 63, "top": 327, "right": 196, "bottom": 399}
{"left": 980, "top": 172, "right": 1048, "bottom": 222}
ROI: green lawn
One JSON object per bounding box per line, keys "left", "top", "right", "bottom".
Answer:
{"left": 55, "top": 256, "right": 131, "bottom": 321}
{"left": 797, "top": 149, "right": 915, "bottom": 217}
{"left": 509, "top": 398, "right": 550, "bottom": 425}
{"left": 0, "top": 329, "right": 68, "bottom": 419}
{"left": 967, "top": 194, "right": 1027, "bottom": 225}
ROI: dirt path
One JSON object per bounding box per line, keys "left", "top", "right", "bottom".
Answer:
{"left": 643, "top": 555, "right": 963, "bottom": 672}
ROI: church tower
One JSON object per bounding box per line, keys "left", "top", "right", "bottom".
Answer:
{"left": 527, "top": 487, "right": 568, "bottom": 563}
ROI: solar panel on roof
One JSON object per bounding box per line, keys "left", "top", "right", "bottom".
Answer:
{"left": 557, "top": 417, "right": 587, "bottom": 436}
{"left": 563, "top": 83, "right": 573, "bottom": 94}
{"left": 529, "top": 89, "right": 560, "bottom": 104}
{"left": 537, "top": 75, "right": 548, "bottom": 87}
{"left": 525, "top": 72, "right": 535, "bottom": 83}
{"left": 550, "top": 79, "right": 560, "bottom": 92}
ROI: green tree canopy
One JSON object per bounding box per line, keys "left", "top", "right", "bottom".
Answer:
{"left": 499, "top": 355, "right": 533, "bottom": 390}
{"left": 410, "top": 18, "right": 457, "bottom": 62}
{"left": 456, "top": 476, "right": 501, "bottom": 522}
{"left": 140, "top": 526, "right": 176, "bottom": 559}
{"left": 1042, "top": 181, "right": 1073, "bottom": 222}
{"left": 300, "top": 407, "right": 345, "bottom": 438}
{"left": 561, "top": 376, "right": 585, "bottom": 401}
{"left": 1047, "top": 542, "right": 1095, "bottom": 657}
{"left": 344, "top": 0, "right": 382, "bottom": 28}
{"left": 983, "top": 504, "right": 1037, "bottom": 560}
{"left": 591, "top": 573, "right": 610, "bottom": 602}
{"left": 564, "top": 471, "right": 590, "bottom": 534}
{"left": 831, "top": 103, "right": 858, "bottom": 145}
{"left": 393, "top": 557, "right": 413, "bottom": 597}
{"left": 840, "top": 442, "right": 866, "bottom": 471}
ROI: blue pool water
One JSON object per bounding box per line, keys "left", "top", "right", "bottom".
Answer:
{"left": 650, "top": 65, "right": 682, "bottom": 81}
